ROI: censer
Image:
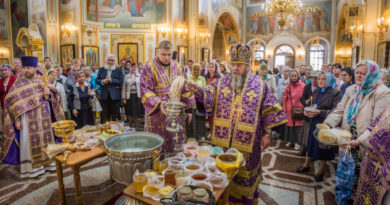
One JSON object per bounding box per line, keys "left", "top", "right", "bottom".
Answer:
{"left": 164, "top": 100, "right": 186, "bottom": 133}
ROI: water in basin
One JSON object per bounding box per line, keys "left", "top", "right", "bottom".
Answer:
{"left": 106, "top": 134, "right": 163, "bottom": 152}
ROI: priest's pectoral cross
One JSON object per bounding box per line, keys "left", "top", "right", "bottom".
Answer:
{"left": 246, "top": 90, "right": 258, "bottom": 101}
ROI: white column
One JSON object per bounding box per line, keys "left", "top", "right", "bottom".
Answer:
{"left": 242, "top": 0, "right": 247, "bottom": 44}
{"left": 330, "top": 0, "right": 337, "bottom": 63}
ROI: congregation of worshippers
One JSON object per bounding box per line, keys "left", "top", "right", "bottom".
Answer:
{"left": 1, "top": 0, "right": 390, "bottom": 205}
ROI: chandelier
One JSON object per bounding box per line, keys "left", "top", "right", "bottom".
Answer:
{"left": 264, "top": 0, "right": 304, "bottom": 28}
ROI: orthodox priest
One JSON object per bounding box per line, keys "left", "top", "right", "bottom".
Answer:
{"left": 188, "top": 44, "right": 287, "bottom": 204}
{"left": 140, "top": 40, "right": 195, "bottom": 156}
{"left": 1, "top": 56, "right": 65, "bottom": 178}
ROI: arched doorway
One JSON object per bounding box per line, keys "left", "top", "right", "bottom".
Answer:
{"left": 274, "top": 45, "right": 295, "bottom": 68}
{"left": 212, "top": 12, "right": 239, "bottom": 62}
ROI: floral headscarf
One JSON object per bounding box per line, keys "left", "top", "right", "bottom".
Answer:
{"left": 346, "top": 60, "right": 381, "bottom": 126}
{"left": 318, "top": 71, "right": 336, "bottom": 92}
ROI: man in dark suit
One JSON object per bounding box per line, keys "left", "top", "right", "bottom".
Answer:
{"left": 96, "top": 54, "right": 124, "bottom": 123}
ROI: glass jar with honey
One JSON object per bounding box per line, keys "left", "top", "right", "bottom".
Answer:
{"left": 158, "top": 159, "right": 169, "bottom": 174}
{"left": 163, "top": 168, "right": 177, "bottom": 186}
{"left": 133, "top": 170, "right": 148, "bottom": 193}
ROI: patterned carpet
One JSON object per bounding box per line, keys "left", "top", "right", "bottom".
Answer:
{"left": 0, "top": 139, "right": 337, "bottom": 205}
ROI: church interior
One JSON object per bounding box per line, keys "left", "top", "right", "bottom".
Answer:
{"left": 1, "top": 0, "right": 390, "bottom": 205}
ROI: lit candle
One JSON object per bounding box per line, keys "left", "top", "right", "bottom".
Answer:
{"left": 310, "top": 96, "right": 313, "bottom": 107}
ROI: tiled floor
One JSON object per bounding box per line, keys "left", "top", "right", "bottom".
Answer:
{"left": 0, "top": 139, "right": 337, "bottom": 205}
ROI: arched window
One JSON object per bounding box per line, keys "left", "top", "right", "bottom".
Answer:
{"left": 309, "top": 44, "right": 325, "bottom": 70}
{"left": 276, "top": 45, "right": 294, "bottom": 55}
{"left": 275, "top": 45, "right": 295, "bottom": 68}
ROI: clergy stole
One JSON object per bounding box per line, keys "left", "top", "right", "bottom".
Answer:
{"left": 212, "top": 74, "right": 263, "bottom": 153}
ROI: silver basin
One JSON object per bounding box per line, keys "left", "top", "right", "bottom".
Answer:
{"left": 104, "top": 132, "right": 163, "bottom": 185}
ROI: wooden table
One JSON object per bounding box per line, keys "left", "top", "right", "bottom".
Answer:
{"left": 123, "top": 183, "right": 227, "bottom": 205}
{"left": 44, "top": 146, "right": 106, "bottom": 205}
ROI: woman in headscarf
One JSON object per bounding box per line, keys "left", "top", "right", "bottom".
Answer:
{"left": 205, "top": 62, "right": 220, "bottom": 84}
{"left": 297, "top": 70, "right": 319, "bottom": 156}
{"left": 259, "top": 63, "right": 277, "bottom": 95}
{"left": 283, "top": 69, "right": 306, "bottom": 150}
{"left": 276, "top": 65, "right": 290, "bottom": 104}
{"left": 323, "top": 60, "right": 390, "bottom": 202}
{"left": 296, "top": 72, "right": 341, "bottom": 182}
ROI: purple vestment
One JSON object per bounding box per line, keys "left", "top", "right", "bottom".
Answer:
{"left": 196, "top": 73, "right": 287, "bottom": 204}
{"left": 140, "top": 58, "right": 195, "bottom": 155}
{"left": 354, "top": 106, "right": 390, "bottom": 205}
{"left": 1, "top": 77, "right": 65, "bottom": 167}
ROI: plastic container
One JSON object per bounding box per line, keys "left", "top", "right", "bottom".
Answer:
{"left": 190, "top": 172, "right": 209, "bottom": 184}
{"left": 184, "top": 162, "right": 202, "bottom": 175}
{"left": 205, "top": 158, "right": 218, "bottom": 174}
{"left": 193, "top": 188, "right": 210, "bottom": 203}
{"left": 175, "top": 171, "right": 189, "bottom": 187}
{"left": 143, "top": 185, "right": 160, "bottom": 199}
{"left": 168, "top": 158, "right": 183, "bottom": 170}
{"left": 184, "top": 143, "right": 199, "bottom": 154}
{"left": 209, "top": 172, "right": 228, "bottom": 189}
{"left": 197, "top": 146, "right": 212, "bottom": 161}
{"left": 190, "top": 181, "right": 213, "bottom": 192}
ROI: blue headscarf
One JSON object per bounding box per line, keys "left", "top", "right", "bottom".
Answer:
{"left": 318, "top": 71, "right": 336, "bottom": 92}
{"left": 346, "top": 60, "right": 381, "bottom": 126}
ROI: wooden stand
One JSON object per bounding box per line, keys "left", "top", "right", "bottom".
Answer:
{"left": 44, "top": 146, "right": 107, "bottom": 205}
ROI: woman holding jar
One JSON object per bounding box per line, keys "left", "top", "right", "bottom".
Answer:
{"left": 324, "top": 60, "right": 390, "bottom": 201}
{"left": 296, "top": 72, "right": 341, "bottom": 182}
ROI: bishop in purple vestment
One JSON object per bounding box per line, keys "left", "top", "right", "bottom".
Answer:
{"left": 140, "top": 41, "right": 195, "bottom": 156}
{"left": 354, "top": 105, "right": 390, "bottom": 205}
{"left": 1, "top": 56, "right": 65, "bottom": 178}
{"left": 188, "top": 44, "right": 287, "bottom": 204}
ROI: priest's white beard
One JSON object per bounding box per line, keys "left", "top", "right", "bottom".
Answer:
{"left": 104, "top": 64, "right": 116, "bottom": 71}
{"left": 231, "top": 71, "right": 248, "bottom": 90}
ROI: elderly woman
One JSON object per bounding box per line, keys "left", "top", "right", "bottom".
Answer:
{"left": 187, "top": 64, "right": 207, "bottom": 140}
{"left": 296, "top": 72, "right": 341, "bottom": 182}
{"left": 297, "top": 70, "right": 319, "bottom": 156}
{"left": 47, "top": 69, "right": 68, "bottom": 118}
{"left": 259, "top": 63, "right": 277, "bottom": 95}
{"left": 0, "top": 64, "right": 16, "bottom": 109}
{"left": 82, "top": 66, "right": 99, "bottom": 90}
{"left": 283, "top": 69, "right": 306, "bottom": 150}
{"left": 324, "top": 60, "right": 390, "bottom": 201}
{"left": 381, "top": 68, "right": 390, "bottom": 87}
{"left": 121, "top": 62, "right": 142, "bottom": 128}
{"left": 69, "top": 71, "right": 94, "bottom": 129}
{"left": 53, "top": 65, "right": 67, "bottom": 85}
{"left": 219, "top": 62, "right": 229, "bottom": 77}
{"left": 276, "top": 66, "right": 290, "bottom": 104}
